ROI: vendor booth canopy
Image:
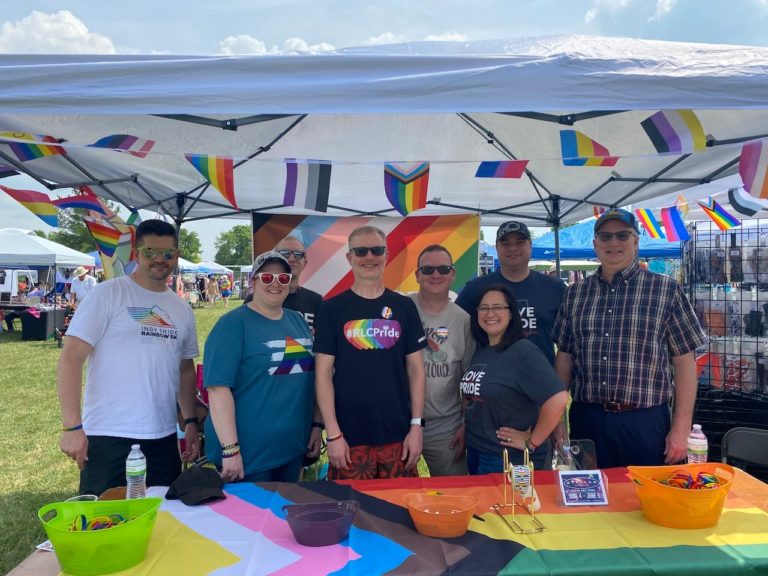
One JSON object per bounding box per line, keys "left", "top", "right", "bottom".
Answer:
{"left": 0, "top": 228, "right": 96, "bottom": 267}
{"left": 2, "top": 36, "right": 768, "bottom": 227}
{"left": 196, "top": 261, "right": 233, "bottom": 275}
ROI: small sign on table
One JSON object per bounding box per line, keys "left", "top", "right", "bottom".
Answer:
{"left": 558, "top": 470, "right": 609, "bottom": 506}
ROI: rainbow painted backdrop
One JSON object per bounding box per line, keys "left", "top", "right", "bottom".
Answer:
{"left": 252, "top": 214, "right": 480, "bottom": 298}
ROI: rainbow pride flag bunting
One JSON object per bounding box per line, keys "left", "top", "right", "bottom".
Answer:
{"left": 89, "top": 134, "right": 156, "bottom": 158}
{"left": 634, "top": 208, "right": 665, "bottom": 239}
{"left": 185, "top": 154, "right": 237, "bottom": 208}
{"left": 729, "top": 186, "right": 766, "bottom": 217}
{"left": 660, "top": 206, "right": 690, "bottom": 241}
{"left": 384, "top": 162, "right": 429, "bottom": 216}
{"left": 641, "top": 110, "right": 706, "bottom": 154}
{"left": 675, "top": 194, "right": 689, "bottom": 219}
{"left": 0, "top": 185, "right": 58, "bottom": 227}
{"left": 52, "top": 194, "right": 108, "bottom": 214}
{"left": 84, "top": 216, "right": 123, "bottom": 257}
{"left": 0, "top": 132, "right": 66, "bottom": 161}
{"left": 739, "top": 140, "right": 768, "bottom": 199}
{"left": 698, "top": 198, "right": 741, "bottom": 231}
{"left": 560, "top": 130, "right": 618, "bottom": 167}
{"left": 475, "top": 160, "right": 528, "bottom": 178}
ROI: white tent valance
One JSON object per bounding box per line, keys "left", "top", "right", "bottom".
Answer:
{"left": 0, "top": 229, "right": 96, "bottom": 267}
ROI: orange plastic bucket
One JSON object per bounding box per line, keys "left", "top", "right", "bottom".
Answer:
{"left": 627, "top": 463, "right": 735, "bottom": 529}
{"left": 403, "top": 493, "right": 478, "bottom": 538}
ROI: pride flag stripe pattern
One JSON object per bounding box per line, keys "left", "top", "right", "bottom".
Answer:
{"left": 185, "top": 154, "right": 237, "bottom": 208}
{"left": 475, "top": 160, "right": 528, "bottom": 178}
{"left": 660, "top": 206, "right": 690, "bottom": 241}
{"left": 729, "top": 186, "right": 766, "bottom": 217}
{"left": 52, "top": 194, "right": 108, "bottom": 214}
{"left": 89, "top": 134, "right": 156, "bottom": 158}
{"left": 634, "top": 208, "right": 665, "bottom": 239}
{"left": 641, "top": 110, "right": 706, "bottom": 154}
{"left": 83, "top": 216, "right": 123, "bottom": 257}
{"left": 739, "top": 140, "right": 768, "bottom": 199}
{"left": 127, "top": 306, "right": 174, "bottom": 327}
{"left": 593, "top": 206, "right": 606, "bottom": 219}
{"left": 698, "top": 198, "right": 741, "bottom": 231}
{"left": 282, "top": 160, "right": 331, "bottom": 212}
{"left": 0, "top": 132, "right": 66, "bottom": 161}
{"left": 0, "top": 163, "right": 18, "bottom": 179}
{"left": 559, "top": 130, "right": 618, "bottom": 166}
{"left": 0, "top": 185, "right": 58, "bottom": 227}
{"left": 384, "top": 162, "right": 430, "bottom": 215}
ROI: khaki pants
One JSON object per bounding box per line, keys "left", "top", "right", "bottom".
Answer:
{"left": 422, "top": 425, "right": 468, "bottom": 477}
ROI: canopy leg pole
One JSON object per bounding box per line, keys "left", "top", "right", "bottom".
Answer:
{"left": 551, "top": 196, "right": 561, "bottom": 277}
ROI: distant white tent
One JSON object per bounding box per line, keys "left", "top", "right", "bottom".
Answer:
{"left": 177, "top": 257, "right": 200, "bottom": 273}
{"left": 0, "top": 228, "right": 95, "bottom": 267}
{"left": 196, "top": 261, "right": 233, "bottom": 275}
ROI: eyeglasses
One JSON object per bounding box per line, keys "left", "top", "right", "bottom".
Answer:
{"left": 350, "top": 246, "right": 387, "bottom": 257}
{"left": 418, "top": 265, "right": 454, "bottom": 275}
{"left": 276, "top": 249, "right": 306, "bottom": 259}
{"left": 137, "top": 246, "right": 179, "bottom": 260}
{"left": 595, "top": 230, "right": 635, "bottom": 242}
{"left": 254, "top": 272, "right": 292, "bottom": 286}
{"left": 477, "top": 305, "right": 510, "bottom": 314}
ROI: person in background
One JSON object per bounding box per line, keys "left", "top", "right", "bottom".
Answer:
{"left": 27, "top": 283, "right": 45, "bottom": 298}
{"left": 219, "top": 277, "right": 232, "bottom": 308}
{"left": 410, "top": 245, "right": 473, "bottom": 476}
{"left": 553, "top": 209, "right": 707, "bottom": 467}
{"left": 314, "top": 225, "right": 427, "bottom": 480}
{"left": 206, "top": 275, "right": 219, "bottom": 307}
{"left": 69, "top": 266, "right": 98, "bottom": 304}
{"left": 57, "top": 219, "right": 200, "bottom": 495}
{"left": 461, "top": 284, "right": 567, "bottom": 472}
{"left": 203, "top": 251, "right": 321, "bottom": 482}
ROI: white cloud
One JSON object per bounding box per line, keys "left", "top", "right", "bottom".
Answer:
{"left": 217, "top": 34, "right": 334, "bottom": 55}
{"left": 648, "top": 0, "right": 678, "bottom": 22}
{"left": 0, "top": 10, "right": 115, "bottom": 54}
{"left": 361, "top": 32, "right": 404, "bottom": 46}
{"left": 423, "top": 32, "right": 469, "bottom": 42}
{"left": 583, "top": 0, "right": 632, "bottom": 24}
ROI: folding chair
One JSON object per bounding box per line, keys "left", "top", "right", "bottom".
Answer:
{"left": 721, "top": 427, "right": 768, "bottom": 466}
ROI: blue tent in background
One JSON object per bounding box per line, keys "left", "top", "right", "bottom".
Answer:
{"left": 532, "top": 220, "right": 681, "bottom": 259}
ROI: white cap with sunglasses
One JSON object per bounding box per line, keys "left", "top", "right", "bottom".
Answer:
{"left": 251, "top": 250, "right": 291, "bottom": 276}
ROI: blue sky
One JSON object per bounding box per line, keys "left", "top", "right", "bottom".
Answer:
{"left": 2, "top": 1, "right": 768, "bottom": 258}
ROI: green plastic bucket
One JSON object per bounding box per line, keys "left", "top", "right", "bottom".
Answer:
{"left": 37, "top": 497, "right": 161, "bottom": 576}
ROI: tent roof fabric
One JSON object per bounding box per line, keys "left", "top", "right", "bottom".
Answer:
{"left": 0, "top": 229, "right": 96, "bottom": 267}
{"left": 1, "top": 35, "right": 766, "bottom": 228}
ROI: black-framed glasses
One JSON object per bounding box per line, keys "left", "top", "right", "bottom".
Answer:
{"left": 137, "top": 246, "right": 179, "bottom": 260}
{"left": 276, "top": 249, "right": 306, "bottom": 259}
{"left": 350, "top": 246, "right": 387, "bottom": 257}
{"left": 595, "top": 230, "right": 635, "bottom": 242}
{"left": 477, "top": 305, "right": 510, "bottom": 314}
{"left": 254, "top": 272, "right": 292, "bottom": 286}
{"left": 418, "top": 265, "right": 454, "bottom": 275}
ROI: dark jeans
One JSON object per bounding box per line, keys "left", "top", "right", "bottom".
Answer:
{"left": 242, "top": 456, "right": 305, "bottom": 483}
{"left": 4, "top": 310, "right": 21, "bottom": 331}
{"left": 467, "top": 445, "right": 547, "bottom": 475}
{"left": 79, "top": 433, "right": 181, "bottom": 496}
{"left": 569, "top": 401, "right": 670, "bottom": 468}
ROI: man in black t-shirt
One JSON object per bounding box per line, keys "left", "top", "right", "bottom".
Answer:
{"left": 314, "top": 225, "right": 426, "bottom": 480}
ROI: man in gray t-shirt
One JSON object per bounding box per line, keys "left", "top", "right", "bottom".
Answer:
{"left": 410, "top": 245, "right": 474, "bottom": 476}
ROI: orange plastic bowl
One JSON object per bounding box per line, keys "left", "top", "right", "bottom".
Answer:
{"left": 627, "top": 463, "right": 735, "bottom": 529}
{"left": 403, "top": 493, "right": 478, "bottom": 538}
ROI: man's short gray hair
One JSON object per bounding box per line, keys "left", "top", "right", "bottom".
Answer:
{"left": 348, "top": 225, "right": 387, "bottom": 246}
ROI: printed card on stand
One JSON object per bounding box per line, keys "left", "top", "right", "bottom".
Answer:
{"left": 558, "top": 470, "right": 609, "bottom": 506}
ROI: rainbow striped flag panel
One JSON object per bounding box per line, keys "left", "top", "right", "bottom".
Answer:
{"left": 83, "top": 216, "right": 124, "bottom": 257}
{"left": 52, "top": 194, "right": 108, "bottom": 214}
{"left": 0, "top": 131, "right": 67, "bottom": 162}
{"left": 634, "top": 208, "right": 665, "bottom": 239}
{"left": 89, "top": 134, "right": 156, "bottom": 158}
{"left": 739, "top": 140, "right": 768, "bottom": 199}
{"left": 660, "top": 206, "right": 690, "bottom": 242}
{"left": 475, "top": 160, "right": 528, "bottom": 178}
{"left": 383, "top": 162, "right": 430, "bottom": 215}
{"left": 559, "top": 130, "right": 618, "bottom": 167}
{"left": 729, "top": 186, "right": 766, "bottom": 217}
{"left": 698, "top": 198, "right": 741, "bottom": 231}
{"left": 675, "top": 194, "right": 689, "bottom": 219}
{"left": 641, "top": 110, "right": 706, "bottom": 154}
{"left": 185, "top": 153, "right": 237, "bottom": 208}
{"left": 0, "top": 185, "right": 58, "bottom": 227}
{"left": 252, "top": 213, "right": 479, "bottom": 299}
{"left": 282, "top": 160, "right": 332, "bottom": 212}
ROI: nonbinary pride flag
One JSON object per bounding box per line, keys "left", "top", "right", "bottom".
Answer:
{"left": 384, "top": 162, "right": 430, "bottom": 216}
{"left": 475, "top": 160, "right": 528, "bottom": 178}
{"left": 698, "top": 198, "right": 741, "bottom": 231}
{"left": 185, "top": 154, "right": 237, "bottom": 208}
{"left": 634, "top": 208, "right": 665, "bottom": 239}
{"left": 0, "top": 132, "right": 66, "bottom": 162}
{"left": 559, "top": 130, "right": 618, "bottom": 167}
{"left": 89, "top": 134, "right": 156, "bottom": 158}
{"left": 282, "top": 160, "right": 332, "bottom": 212}
{"left": 739, "top": 140, "right": 768, "bottom": 199}
{"left": 660, "top": 206, "right": 690, "bottom": 241}
{"left": 0, "top": 185, "right": 58, "bottom": 227}
{"left": 641, "top": 110, "right": 706, "bottom": 154}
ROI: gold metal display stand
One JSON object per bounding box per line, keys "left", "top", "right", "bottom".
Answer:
{"left": 492, "top": 447, "right": 546, "bottom": 533}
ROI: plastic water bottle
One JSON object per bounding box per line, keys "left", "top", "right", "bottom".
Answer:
{"left": 687, "top": 424, "right": 708, "bottom": 464}
{"left": 126, "top": 444, "right": 147, "bottom": 499}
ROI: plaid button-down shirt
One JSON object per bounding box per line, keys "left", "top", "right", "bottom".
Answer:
{"left": 553, "top": 261, "right": 706, "bottom": 408}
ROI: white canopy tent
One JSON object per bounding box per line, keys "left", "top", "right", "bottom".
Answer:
{"left": 1, "top": 35, "right": 768, "bottom": 229}
{"left": 0, "top": 228, "right": 95, "bottom": 267}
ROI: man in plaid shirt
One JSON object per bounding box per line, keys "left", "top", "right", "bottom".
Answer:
{"left": 553, "top": 209, "right": 706, "bottom": 468}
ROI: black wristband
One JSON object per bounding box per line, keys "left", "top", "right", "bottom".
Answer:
{"left": 311, "top": 421, "right": 325, "bottom": 429}
{"left": 184, "top": 417, "right": 200, "bottom": 426}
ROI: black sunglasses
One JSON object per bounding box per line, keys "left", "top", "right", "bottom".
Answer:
{"left": 418, "top": 265, "right": 454, "bottom": 275}
{"left": 276, "top": 249, "right": 306, "bottom": 259}
{"left": 350, "top": 246, "right": 387, "bottom": 257}
{"left": 595, "top": 230, "right": 635, "bottom": 242}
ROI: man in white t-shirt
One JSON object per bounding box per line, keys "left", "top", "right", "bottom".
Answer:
{"left": 69, "top": 266, "right": 97, "bottom": 304}
{"left": 410, "top": 245, "right": 474, "bottom": 476}
{"left": 58, "top": 220, "right": 200, "bottom": 495}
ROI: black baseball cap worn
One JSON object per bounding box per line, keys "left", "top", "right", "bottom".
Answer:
{"left": 594, "top": 209, "right": 639, "bottom": 233}
{"left": 496, "top": 221, "right": 531, "bottom": 242}
{"left": 165, "top": 466, "right": 225, "bottom": 506}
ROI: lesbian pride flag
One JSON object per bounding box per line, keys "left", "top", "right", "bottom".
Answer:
{"left": 739, "top": 140, "right": 768, "bottom": 199}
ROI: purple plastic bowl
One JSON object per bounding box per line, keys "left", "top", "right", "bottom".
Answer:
{"left": 282, "top": 500, "right": 359, "bottom": 547}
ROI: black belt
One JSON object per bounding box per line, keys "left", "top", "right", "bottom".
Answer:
{"left": 601, "top": 402, "right": 639, "bottom": 413}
